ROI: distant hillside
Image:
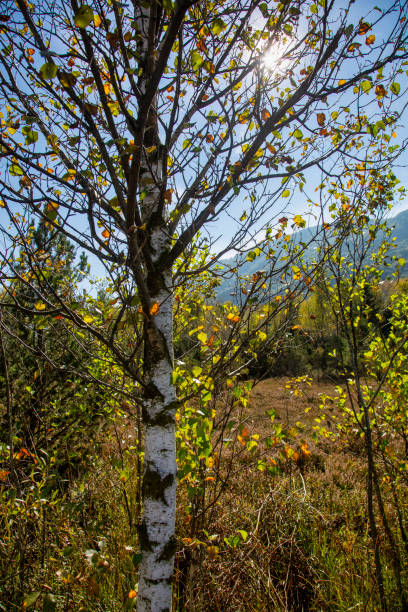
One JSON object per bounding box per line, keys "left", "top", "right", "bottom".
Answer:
{"left": 214, "top": 209, "right": 408, "bottom": 303}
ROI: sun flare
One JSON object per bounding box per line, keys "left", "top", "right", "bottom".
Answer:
{"left": 261, "top": 43, "right": 288, "bottom": 75}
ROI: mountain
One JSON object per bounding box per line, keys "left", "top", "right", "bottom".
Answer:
{"left": 214, "top": 209, "right": 408, "bottom": 303}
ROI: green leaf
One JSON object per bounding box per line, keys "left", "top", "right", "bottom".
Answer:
{"left": 293, "top": 128, "right": 303, "bottom": 139}
{"left": 9, "top": 164, "right": 23, "bottom": 176}
{"left": 74, "top": 5, "right": 94, "bottom": 28}
{"left": 398, "top": 258, "right": 405, "bottom": 266}
{"left": 390, "top": 82, "right": 400, "bottom": 95}
{"left": 282, "top": 189, "right": 290, "bottom": 198}
{"left": 23, "top": 592, "right": 41, "bottom": 609}
{"left": 43, "top": 594, "right": 57, "bottom": 612}
{"left": 361, "top": 80, "right": 372, "bottom": 93}
{"left": 162, "top": 0, "right": 174, "bottom": 12}
{"left": 22, "top": 126, "right": 38, "bottom": 145}
{"left": 238, "top": 529, "right": 248, "bottom": 541}
{"left": 131, "top": 552, "right": 143, "bottom": 567}
{"left": 182, "top": 139, "right": 191, "bottom": 150}
{"left": 39, "top": 62, "right": 58, "bottom": 80}
{"left": 344, "top": 24, "right": 354, "bottom": 38}
{"left": 259, "top": 3, "right": 268, "bottom": 18}
{"left": 191, "top": 50, "right": 204, "bottom": 71}
{"left": 211, "top": 17, "right": 227, "bottom": 36}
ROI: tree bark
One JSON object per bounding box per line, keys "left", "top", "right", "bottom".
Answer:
{"left": 137, "top": 251, "right": 177, "bottom": 611}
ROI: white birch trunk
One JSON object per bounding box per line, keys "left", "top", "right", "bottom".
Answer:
{"left": 133, "top": 4, "right": 178, "bottom": 608}
{"left": 137, "top": 255, "right": 177, "bottom": 612}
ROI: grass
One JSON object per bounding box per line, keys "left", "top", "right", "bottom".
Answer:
{"left": 1, "top": 377, "right": 408, "bottom": 610}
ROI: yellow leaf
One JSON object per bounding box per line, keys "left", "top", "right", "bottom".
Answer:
{"left": 93, "top": 14, "right": 102, "bottom": 27}
{"left": 34, "top": 302, "right": 46, "bottom": 311}
{"left": 104, "top": 82, "right": 111, "bottom": 95}
{"left": 197, "top": 331, "right": 207, "bottom": 344}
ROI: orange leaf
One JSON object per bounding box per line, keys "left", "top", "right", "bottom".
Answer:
{"left": 301, "top": 443, "right": 311, "bottom": 456}
{"left": 124, "top": 31, "right": 132, "bottom": 42}
{"left": 358, "top": 21, "right": 371, "bottom": 35}
{"left": 366, "top": 34, "right": 375, "bottom": 45}
{"left": 208, "top": 334, "right": 215, "bottom": 349}
{"left": 316, "top": 112, "right": 326, "bottom": 127}
{"left": 375, "top": 84, "right": 387, "bottom": 98}
{"left": 167, "top": 85, "right": 174, "bottom": 93}
{"left": 128, "top": 590, "right": 137, "bottom": 599}
{"left": 241, "top": 425, "right": 250, "bottom": 438}
{"left": 102, "top": 229, "right": 110, "bottom": 239}
{"left": 0, "top": 470, "right": 9, "bottom": 481}
{"left": 262, "top": 108, "right": 271, "bottom": 121}
{"left": 163, "top": 188, "right": 173, "bottom": 203}
{"left": 197, "top": 38, "right": 206, "bottom": 52}
{"left": 149, "top": 302, "right": 159, "bottom": 317}
{"left": 338, "top": 79, "right": 346, "bottom": 86}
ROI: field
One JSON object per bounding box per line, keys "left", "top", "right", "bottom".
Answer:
{"left": 174, "top": 377, "right": 407, "bottom": 611}
{"left": 1, "top": 377, "right": 407, "bottom": 611}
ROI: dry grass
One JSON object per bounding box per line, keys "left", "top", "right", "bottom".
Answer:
{"left": 3, "top": 378, "right": 407, "bottom": 611}
{"left": 174, "top": 377, "right": 407, "bottom": 611}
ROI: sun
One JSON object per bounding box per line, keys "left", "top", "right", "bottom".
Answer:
{"left": 261, "top": 41, "right": 289, "bottom": 76}
{"left": 262, "top": 47, "right": 282, "bottom": 71}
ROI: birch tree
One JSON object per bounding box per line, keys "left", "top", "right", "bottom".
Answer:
{"left": 1, "top": 0, "right": 408, "bottom": 609}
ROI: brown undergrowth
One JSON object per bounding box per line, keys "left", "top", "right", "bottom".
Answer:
{"left": 2, "top": 378, "right": 407, "bottom": 610}
{"left": 174, "top": 377, "right": 408, "bottom": 611}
